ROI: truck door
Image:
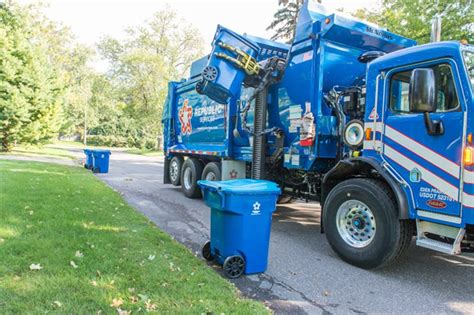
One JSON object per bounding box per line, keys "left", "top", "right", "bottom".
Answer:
{"left": 381, "top": 61, "right": 464, "bottom": 217}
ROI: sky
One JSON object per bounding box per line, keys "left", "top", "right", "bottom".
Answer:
{"left": 18, "top": 0, "right": 379, "bottom": 70}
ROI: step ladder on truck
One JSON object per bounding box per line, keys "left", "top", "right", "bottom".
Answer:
{"left": 162, "top": 0, "right": 474, "bottom": 268}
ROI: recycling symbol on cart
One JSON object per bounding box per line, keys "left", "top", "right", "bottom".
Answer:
{"left": 178, "top": 99, "right": 193, "bottom": 135}
{"left": 251, "top": 201, "right": 261, "bottom": 216}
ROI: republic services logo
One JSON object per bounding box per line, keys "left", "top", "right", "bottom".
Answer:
{"left": 179, "top": 99, "right": 193, "bottom": 135}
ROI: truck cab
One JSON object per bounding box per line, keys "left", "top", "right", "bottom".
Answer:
{"left": 322, "top": 42, "right": 474, "bottom": 268}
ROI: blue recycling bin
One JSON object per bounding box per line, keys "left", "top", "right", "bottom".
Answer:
{"left": 91, "top": 150, "right": 111, "bottom": 173}
{"left": 198, "top": 179, "right": 281, "bottom": 278}
{"left": 200, "top": 25, "right": 260, "bottom": 104}
{"left": 83, "top": 149, "right": 93, "bottom": 169}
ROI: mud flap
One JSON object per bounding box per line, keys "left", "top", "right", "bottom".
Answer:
{"left": 163, "top": 158, "right": 171, "bottom": 184}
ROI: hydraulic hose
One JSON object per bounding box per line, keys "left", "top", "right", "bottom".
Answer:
{"left": 251, "top": 88, "right": 268, "bottom": 179}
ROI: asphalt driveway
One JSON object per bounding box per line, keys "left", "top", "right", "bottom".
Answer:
{"left": 65, "top": 148, "right": 474, "bottom": 314}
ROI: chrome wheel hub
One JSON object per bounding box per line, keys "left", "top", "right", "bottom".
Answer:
{"left": 205, "top": 172, "right": 216, "bottom": 181}
{"left": 170, "top": 161, "right": 179, "bottom": 182}
{"left": 183, "top": 167, "right": 192, "bottom": 190}
{"left": 336, "top": 200, "right": 376, "bottom": 248}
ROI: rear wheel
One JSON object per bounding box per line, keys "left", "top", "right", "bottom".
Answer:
{"left": 169, "top": 156, "right": 183, "bottom": 186}
{"left": 201, "top": 241, "right": 213, "bottom": 261}
{"left": 277, "top": 194, "right": 294, "bottom": 204}
{"left": 202, "top": 162, "right": 221, "bottom": 181}
{"left": 181, "top": 158, "right": 204, "bottom": 198}
{"left": 323, "top": 178, "right": 413, "bottom": 269}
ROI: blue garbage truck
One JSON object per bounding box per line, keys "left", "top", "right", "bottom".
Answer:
{"left": 162, "top": 0, "right": 474, "bottom": 268}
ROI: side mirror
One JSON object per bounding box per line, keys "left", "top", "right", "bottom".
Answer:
{"left": 409, "top": 68, "right": 436, "bottom": 113}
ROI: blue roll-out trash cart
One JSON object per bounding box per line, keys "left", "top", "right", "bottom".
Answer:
{"left": 198, "top": 179, "right": 281, "bottom": 278}
{"left": 91, "top": 150, "right": 111, "bottom": 173}
{"left": 83, "top": 149, "right": 93, "bottom": 169}
{"left": 199, "top": 25, "right": 260, "bottom": 104}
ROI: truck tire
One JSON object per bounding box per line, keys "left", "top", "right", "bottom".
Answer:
{"left": 181, "top": 158, "right": 204, "bottom": 198}
{"left": 323, "top": 178, "right": 413, "bottom": 269}
{"left": 277, "top": 194, "right": 294, "bottom": 204}
{"left": 169, "top": 157, "right": 184, "bottom": 186}
{"left": 202, "top": 162, "right": 221, "bottom": 181}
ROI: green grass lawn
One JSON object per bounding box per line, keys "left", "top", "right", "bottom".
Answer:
{"left": 0, "top": 160, "right": 268, "bottom": 314}
{"left": 124, "top": 147, "right": 162, "bottom": 157}
{"left": 0, "top": 145, "right": 76, "bottom": 160}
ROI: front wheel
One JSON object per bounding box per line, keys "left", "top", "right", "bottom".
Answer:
{"left": 223, "top": 255, "right": 245, "bottom": 278}
{"left": 323, "top": 178, "right": 413, "bottom": 269}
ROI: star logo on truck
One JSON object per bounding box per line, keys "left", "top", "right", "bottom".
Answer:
{"left": 179, "top": 99, "right": 193, "bottom": 135}
{"left": 229, "top": 169, "right": 238, "bottom": 179}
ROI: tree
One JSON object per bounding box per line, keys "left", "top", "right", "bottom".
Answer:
{"left": 0, "top": 4, "right": 63, "bottom": 151}
{"left": 267, "top": 0, "right": 305, "bottom": 42}
{"left": 98, "top": 8, "right": 204, "bottom": 148}
{"left": 355, "top": 0, "right": 473, "bottom": 44}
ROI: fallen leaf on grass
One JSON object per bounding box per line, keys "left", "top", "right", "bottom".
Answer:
{"left": 110, "top": 298, "right": 123, "bottom": 308}
{"left": 116, "top": 308, "right": 131, "bottom": 315}
{"left": 53, "top": 301, "right": 62, "bottom": 308}
{"left": 148, "top": 255, "right": 155, "bottom": 261}
{"left": 90, "top": 280, "right": 98, "bottom": 287}
{"left": 145, "top": 299, "right": 157, "bottom": 311}
{"left": 0, "top": 238, "right": 4, "bottom": 244}
{"left": 29, "top": 263, "right": 42, "bottom": 271}
{"left": 75, "top": 251, "right": 84, "bottom": 258}
{"left": 130, "top": 296, "right": 138, "bottom": 304}
{"left": 70, "top": 261, "right": 78, "bottom": 268}
{"left": 29, "top": 210, "right": 34, "bottom": 215}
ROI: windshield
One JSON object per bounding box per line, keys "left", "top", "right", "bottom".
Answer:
{"left": 464, "top": 50, "right": 474, "bottom": 92}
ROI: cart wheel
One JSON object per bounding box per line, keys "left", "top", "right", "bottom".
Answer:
{"left": 92, "top": 167, "right": 100, "bottom": 173}
{"left": 201, "top": 241, "right": 213, "bottom": 261}
{"left": 223, "top": 255, "right": 245, "bottom": 278}
{"left": 84, "top": 164, "right": 88, "bottom": 169}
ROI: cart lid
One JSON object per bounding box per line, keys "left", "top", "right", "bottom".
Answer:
{"left": 198, "top": 179, "right": 281, "bottom": 195}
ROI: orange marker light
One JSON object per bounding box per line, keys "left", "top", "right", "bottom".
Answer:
{"left": 464, "top": 147, "right": 474, "bottom": 165}
{"left": 365, "top": 128, "right": 372, "bottom": 141}
{"left": 468, "top": 133, "right": 473, "bottom": 144}
{"left": 325, "top": 18, "right": 331, "bottom": 25}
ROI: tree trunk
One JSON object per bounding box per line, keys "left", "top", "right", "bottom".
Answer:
{"left": 1, "top": 135, "right": 11, "bottom": 152}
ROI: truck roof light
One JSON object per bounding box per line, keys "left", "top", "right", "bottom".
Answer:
{"left": 468, "top": 133, "right": 472, "bottom": 144}
{"left": 464, "top": 147, "right": 474, "bottom": 166}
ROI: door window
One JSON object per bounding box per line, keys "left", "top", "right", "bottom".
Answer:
{"left": 389, "top": 63, "right": 459, "bottom": 113}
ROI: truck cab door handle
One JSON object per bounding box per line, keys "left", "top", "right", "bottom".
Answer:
{"left": 423, "top": 112, "right": 444, "bottom": 136}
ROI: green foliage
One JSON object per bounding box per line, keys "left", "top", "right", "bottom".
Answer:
{"left": 97, "top": 9, "right": 204, "bottom": 148}
{"left": 0, "top": 3, "right": 203, "bottom": 150}
{"left": 0, "top": 160, "right": 268, "bottom": 313}
{"left": 354, "top": 0, "right": 473, "bottom": 44}
{"left": 0, "top": 4, "right": 63, "bottom": 151}
{"left": 267, "top": 0, "right": 305, "bottom": 42}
